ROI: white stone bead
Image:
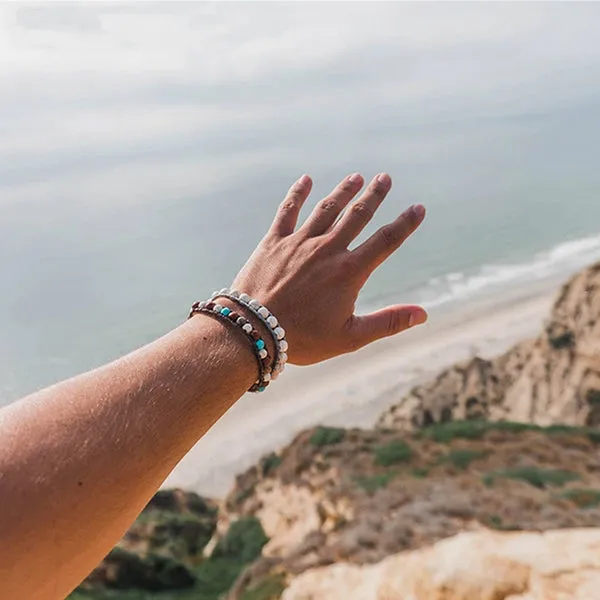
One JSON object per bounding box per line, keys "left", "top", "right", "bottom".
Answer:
{"left": 279, "top": 352, "right": 288, "bottom": 364}
{"left": 220, "top": 287, "right": 229, "bottom": 294}
{"left": 271, "top": 371, "right": 279, "bottom": 381}
{"left": 258, "top": 348, "right": 267, "bottom": 359}
{"left": 278, "top": 339, "right": 288, "bottom": 352}
{"left": 242, "top": 323, "right": 253, "bottom": 333}
{"left": 267, "top": 315, "right": 278, "bottom": 328}
{"left": 213, "top": 304, "right": 223, "bottom": 312}
{"left": 236, "top": 317, "right": 246, "bottom": 326}
{"left": 249, "top": 299, "right": 261, "bottom": 309}
{"left": 230, "top": 290, "right": 240, "bottom": 298}
{"left": 274, "top": 327, "right": 285, "bottom": 340}
{"left": 258, "top": 306, "right": 269, "bottom": 319}
{"left": 240, "top": 293, "right": 251, "bottom": 303}
{"left": 212, "top": 290, "right": 219, "bottom": 298}
{"left": 198, "top": 301, "right": 206, "bottom": 310}
{"left": 263, "top": 372, "right": 271, "bottom": 382}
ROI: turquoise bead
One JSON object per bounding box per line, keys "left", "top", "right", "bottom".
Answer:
{"left": 258, "top": 386, "right": 266, "bottom": 392}
{"left": 220, "top": 307, "right": 231, "bottom": 316}
{"left": 256, "top": 339, "right": 265, "bottom": 350}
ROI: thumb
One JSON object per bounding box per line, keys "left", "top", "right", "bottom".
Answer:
{"left": 349, "top": 304, "right": 428, "bottom": 348}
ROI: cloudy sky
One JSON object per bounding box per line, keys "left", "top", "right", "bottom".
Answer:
{"left": 2, "top": 2, "right": 600, "bottom": 215}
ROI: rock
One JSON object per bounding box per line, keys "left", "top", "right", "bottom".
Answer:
{"left": 282, "top": 528, "right": 600, "bottom": 600}
{"left": 80, "top": 489, "right": 218, "bottom": 591}
{"left": 378, "top": 263, "right": 600, "bottom": 430}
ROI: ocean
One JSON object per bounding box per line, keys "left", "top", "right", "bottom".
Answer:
{"left": 2, "top": 3, "right": 600, "bottom": 407}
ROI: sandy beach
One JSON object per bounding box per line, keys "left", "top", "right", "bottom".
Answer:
{"left": 164, "top": 277, "right": 562, "bottom": 498}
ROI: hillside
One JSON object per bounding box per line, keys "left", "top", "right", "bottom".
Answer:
{"left": 378, "top": 263, "right": 600, "bottom": 430}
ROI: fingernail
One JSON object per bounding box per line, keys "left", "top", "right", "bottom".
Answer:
{"left": 349, "top": 172, "right": 362, "bottom": 183}
{"left": 376, "top": 173, "right": 391, "bottom": 186}
{"left": 408, "top": 309, "right": 428, "bottom": 328}
{"left": 297, "top": 174, "right": 310, "bottom": 187}
{"left": 412, "top": 204, "right": 426, "bottom": 220}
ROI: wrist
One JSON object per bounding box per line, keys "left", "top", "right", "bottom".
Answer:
{"left": 181, "top": 313, "right": 258, "bottom": 393}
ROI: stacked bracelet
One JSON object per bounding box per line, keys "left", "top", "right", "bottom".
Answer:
{"left": 209, "top": 288, "right": 289, "bottom": 379}
{"left": 188, "top": 301, "right": 272, "bottom": 393}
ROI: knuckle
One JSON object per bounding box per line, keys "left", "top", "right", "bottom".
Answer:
{"left": 379, "top": 224, "right": 399, "bottom": 249}
{"left": 345, "top": 319, "right": 364, "bottom": 352}
{"left": 318, "top": 198, "right": 340, "bottom": 213}
{"left": 370, "top": 180, "right": 387, "bottom": 198}
{"left": 341, "top": 253, "right": 365, "bottom": 280}
{"left": 386, "top": 311, "right": 404, "bottom": 336}
{"left": 280, "top": 196, "right": 300, "bottom": 212}
{"left": 350, "top": 202, "right": 373, "bottom": 220}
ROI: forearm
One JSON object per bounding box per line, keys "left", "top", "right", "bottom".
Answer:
{"left": 0, "top": 315, "right": 255, "bottom": 599}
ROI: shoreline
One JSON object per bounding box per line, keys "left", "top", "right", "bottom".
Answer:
{"left": 164, "top": 275, "right": 561, "bottom": 498}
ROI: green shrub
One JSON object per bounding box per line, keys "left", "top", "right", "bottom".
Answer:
{"left": 481, "top": 473, "right": 495, "bottom": 488}
{"left": 440, "top": 449, "right": 488, "bottom": 470}
{"left": 194, "top": 516, "right": 269, "bottom": 599}
{"left": 422, "top": 419, "right": 600, "bottom": 444}
{"left": 411, "top": 467, "right": 429, "bottom": 478}
{"left": 557, "top": 488, "right": 600, "bottom": 508}
{"left": 548, "top": 330, "right": 575, "bottom": 349}
{"left": 487, "top": 514, "right": 504, "bottom": 529}
{"left": 484, "top": 467, "right": 581, "bottom": 489}
{"left": 587, "top": 390, "right": 600, "bottom": 405}
{"left": 260, "top": 453, "right": 282, "bottom": 477}
{"left": 212, "top": 516, "right": 268, "bottom": 564}
{"left": 310, "top": 426, "right": 346, "bottom": 446}
{"left": 423, "top": 421, "right": 491, "bottom": 443}
{"left": 241, "top": 573, "right": 286, "bottom": 600}
{"left": 72, "top": 518, "right": 269, "bottom": 600}
{"left": 353, "top": 472, "right": 396, "bottom": 493}
{"left": 588, "top": 430, "right": 600, "bottom": 444}
{"left": 374, "top": 440, "right": 413, "bottom": 466}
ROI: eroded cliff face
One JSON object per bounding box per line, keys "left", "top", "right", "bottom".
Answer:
{"left": 281, "top": 528, "right": 600, "bottom": 600}
{"left": 378, "top": 263, "right": 600, "bottom": 431}
{"left": 224, "top": 422, "right": 600, "bottom": 598}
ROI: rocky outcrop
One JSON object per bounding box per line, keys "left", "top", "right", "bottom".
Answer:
{"left": 225, "top": 421, "right": 600, "bottom": 597}
{"left": 378, "top": 263, "right": 600, "bottom": 431}
{"left": 281, "top": 528, "right": 600, "bottom": 600}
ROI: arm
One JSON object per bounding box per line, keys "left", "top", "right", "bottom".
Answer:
{"left": 0, "top": 172, "right": 427, "bottom": 599}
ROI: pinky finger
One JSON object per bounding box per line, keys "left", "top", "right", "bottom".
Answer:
{"left": 270, "top": 175, "right": 313, "bottom": 237}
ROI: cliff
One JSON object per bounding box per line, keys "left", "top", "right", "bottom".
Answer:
{"left": 378, "top": 263, "right": 600, "bottom": 430}
{"left": 282, "top": 528, "right": 600, "bottom": 600}
{"left": 222, "top": 421, "right": 600, "bottom": 598}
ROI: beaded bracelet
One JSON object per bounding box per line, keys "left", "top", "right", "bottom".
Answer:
{"left": 210, "top": 288, "right": 289, "bottom": 379}
{"left": 188, "top": 301, "right": 272, "bottom": 392}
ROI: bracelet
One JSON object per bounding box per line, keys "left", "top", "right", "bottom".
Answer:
{"left": 210, "top": 288, "right": 288, "bottom": 379}
{"left": 188, "top": 301, "right": 272, "bottom": 393}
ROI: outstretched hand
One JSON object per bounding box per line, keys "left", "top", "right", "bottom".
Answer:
{"left": 232, "top": 172, "right": 428, "bottom": 365}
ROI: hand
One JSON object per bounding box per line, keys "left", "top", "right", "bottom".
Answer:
{"left": 232, "top": 172, "right": 427, "bottom": 366}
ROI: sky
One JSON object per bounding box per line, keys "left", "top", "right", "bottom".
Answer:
{"left": 2, "top": 2, "right": 600, "bottom": 215}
